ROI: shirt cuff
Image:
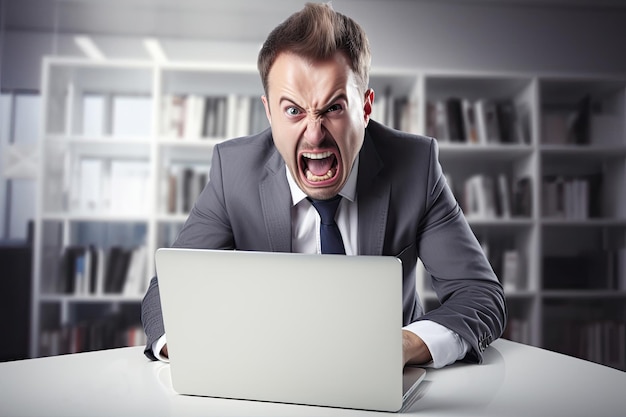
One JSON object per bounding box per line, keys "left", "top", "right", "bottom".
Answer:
{"left": 403, "top": 320, "right": 470, "bottom": 368}
{"left": 152, "top": 334, "right": 170, "bottom": 363}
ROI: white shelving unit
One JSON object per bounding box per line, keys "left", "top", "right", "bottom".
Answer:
{"left": 32, "top": 57, "right": 626, "bottom": 370}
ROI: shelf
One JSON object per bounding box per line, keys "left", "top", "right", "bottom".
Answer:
{"left": 32, "top": 58, "right": 626, "bottom": 368}
{"left": 504, "top": 290, "right": 537, "bottom": 299}
{"left": 41, "top": 212, "right": 151, "bottom": 222}
{"left": 40, "top": 294, "right": 145, "bottom": 303}
{"left": 541, "top": 218, "right": 626, "bottom": 227}
{"left": 540, "top": 144, "right": 626, "bottom": 159}
{"left": 424, "top": 74, "right": 533, "bottom": 101}
{"left": 158, "top": 137, "right": 225, "bottom": 147}
{"left": 422, "top": 289, "right": 536, "bottom": 300}
{"left": 466, "top": 217, "right": 534, "bottom": 227}
{"left": 438, "top": 143, "right": 534, "bottom": 160}
{"left": 44, "top": 135, "right": 151, "bottom": 158}
{"left": 541, "top": 290, "right": 626, "bottom": 299}
{"left": 46, "top": 134, "right": 152, "bottom": 144}
{"left": 156, "top": 213, "right": 188, "bottom": 223}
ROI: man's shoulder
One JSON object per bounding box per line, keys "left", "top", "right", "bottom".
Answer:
{"left": 213, "top": 128, "right": 282, "bottom": 175}
{"left": 367, "top": 120, "right": 433, "bottom": 146}
{"left": 216, "top": 127, "right": 274, "bottom": 152}
{"left": 366, "top": 120, "right": 436, "bottom": 157}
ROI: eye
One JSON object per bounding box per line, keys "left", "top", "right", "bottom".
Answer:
{"left": 326, "top": 103, "right": 343, "bottom": 113}
{"left": 286, "top": 106, "right": 301, "bottom": 116}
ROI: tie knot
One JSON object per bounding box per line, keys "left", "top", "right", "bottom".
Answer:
{"left": 308, "top": 195, "right": 342, "bottom": 225}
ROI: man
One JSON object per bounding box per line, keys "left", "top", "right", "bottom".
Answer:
{"left": 142, "top": 2, "right": 507, "bottom": 368}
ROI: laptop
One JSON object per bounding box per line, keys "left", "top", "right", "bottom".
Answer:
{"left": 155, "top": 248, "right": 426, "bottom": 412}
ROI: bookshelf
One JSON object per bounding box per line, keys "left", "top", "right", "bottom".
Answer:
{"left": 33, "top": 57, "right": 626, "bottom": 370}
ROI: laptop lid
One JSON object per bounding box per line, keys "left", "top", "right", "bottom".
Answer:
{"left": 156, "top": 248, "right": 424, "bottom": 412}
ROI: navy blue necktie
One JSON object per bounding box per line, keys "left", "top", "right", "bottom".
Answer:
{"left": 308, "top": 196, "right": 346, "bottom": 255}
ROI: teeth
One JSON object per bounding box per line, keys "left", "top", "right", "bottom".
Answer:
{"left": 302, "top": 151, "right": 333, "bottom": 160}
{"left": 306, "top": 169, "right": 334, "bottom": 182}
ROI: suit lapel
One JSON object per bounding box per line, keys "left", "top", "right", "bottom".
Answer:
{"left": 257, "top": 129, "right": 390, "bottom": 255}
{"left": 259, "top": 147, "right": 292, "bottom": 252}
{"left": 357, "top": 132, "right": 390, "bottom": 256}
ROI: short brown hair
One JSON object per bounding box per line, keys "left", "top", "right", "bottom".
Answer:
{"left": 257, "top": 2, "right": 371, "bottom": 96}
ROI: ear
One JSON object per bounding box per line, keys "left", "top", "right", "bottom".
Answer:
{"left": 363, "top": 88, "right": 374, "bottom": 126}
{"left": 261, "top": 95, "right": 271, "bottom": 125}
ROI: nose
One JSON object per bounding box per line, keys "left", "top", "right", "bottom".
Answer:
{"left": 303, "top": 115, "right": 325, "bottom": 146}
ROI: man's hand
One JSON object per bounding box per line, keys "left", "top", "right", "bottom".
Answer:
{"left": 161, "top": 344, "right": 169, "bottom": 358}
{"left": 402, "top": 330, "right": 432, "bottom": 366}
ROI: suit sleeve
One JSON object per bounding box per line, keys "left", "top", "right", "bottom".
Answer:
{"left": 140, "top": 145, "right": 233, "bottom": 360}
{"left": 416, "top": 139, "right": 508, "bottom": 363}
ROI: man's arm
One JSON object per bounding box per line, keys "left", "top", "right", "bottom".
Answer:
{"left": 141, "top": 144, "right": 235, "bottom": 361}
{"left": 415, "top": 138, "right": 507, "bottom": 363}
{"left": 141, "top": 276, "right": 165, "bottom": 360}
{"left": 402, "top": 330, "right": 431, "bottom": 366}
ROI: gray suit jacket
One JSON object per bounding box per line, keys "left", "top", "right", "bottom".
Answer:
{"left": 141, "top": 120, "right": 507, "bottom": 362}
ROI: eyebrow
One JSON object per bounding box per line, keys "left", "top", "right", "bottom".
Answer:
{"left": 278, "top": 93, "right": 349, "bottom": 114}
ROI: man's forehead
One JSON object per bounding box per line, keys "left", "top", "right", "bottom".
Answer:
{"left": 267, "top": 52, "right": 358, "bottom": 98}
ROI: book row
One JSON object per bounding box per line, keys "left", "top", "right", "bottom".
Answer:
{"left": 553, "top": 319, "right": 626, "bottom": 371}
{"left": 457, "top": 173, "right": 532, "bottom": 220}
{"left": 426, "top": 98, "right": 530, "bottom": 145}
{"left": 54, "top": 244, "right": 148, "bottom": 296}
{"left": 163, "top": 164, "right": 209, "bottom": 215}
{"left": 39, "top": 320, "right": 146, "bottom": 357}
{"left": 542, "top": 249, "right": 626, "bottom": 291}
{"left": 502, "top": 317, "right": 531, "bottom": 345}
{"left": 541, "top": 95, "right": 592, "bottom": 145}
{"left": 161, "top": 94, "right": 269, "bottom": 140}
{"left": 369, "top": 89, "right": 419, "bottom": 133}
{"left": 69, "top": 157, "right": 150, "bottom": 214}
{"left": 542, "top": 174, "right": 602, "bottom": 219}
{"left": 68, "top": 156, "right": 213, "bottom": 216}
{"left": 483, "top": 246, "right": 525, "bottom": 292}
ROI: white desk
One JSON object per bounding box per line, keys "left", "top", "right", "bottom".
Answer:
{"left": 0, "top": 339, "right": 624, "bottom": 417}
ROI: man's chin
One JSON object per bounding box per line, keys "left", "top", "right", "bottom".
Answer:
{"left": 299, "top": 180, "right": 343, "bottom": 200}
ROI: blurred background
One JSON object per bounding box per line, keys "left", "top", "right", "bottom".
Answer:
{"left": 1, "top": 0, "right": 625, "bottom": 369}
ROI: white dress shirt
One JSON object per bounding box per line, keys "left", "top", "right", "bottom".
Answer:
{"left": 153, "top": 157, "right": 469, "bottom": 368}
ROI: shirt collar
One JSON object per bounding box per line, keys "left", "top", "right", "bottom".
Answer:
{"left": 285, "top": 156, "right": 359, "bottom": 206}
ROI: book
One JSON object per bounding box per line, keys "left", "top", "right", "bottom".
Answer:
{"left": 249, "top": 96, "right": 269, "bottom": 134}
{"left": 162, "top": 94, "right": 186, "bottom": 137}
{"left": 618, "top": 248, "right": 626, "bottom": 291}
{"left": 463, "top": 174, "right": 497, "bottom": 219}
{"left": 112, "top": 95, "right": 151, "bottom": 137}
{"left": 445, "top": 97, "right": 465, "bottom": 142}
{"left": 502, "top": 250, "right": 521, "bottom": 291}
{"left": 166, "top": 164, "right": 211, "bottom": 214}
{"left": 183, "top": 95, "right": 206, "bottom": 139}
{"left": 108, "top": 159, "right": 150, "bottom": 214}
{"left": 122, "top": 245, "right": 147, "bottom": 296}
{"left": 235, "top": 95, "right": 252, "bottom": 137}
{"left": 81, "top": 94, "right": 106, "bottom": 136}
{"left": 461, "top": 98, "right": 478, "bottom": 144}
{"left": 511, "top": 177, "right": 532, "bottom": 217}
{"left": 104, "top": 246, "right": 132, "bottom": 294}
{"left": 475, "top": 99, "right": 502, "bottom": 144}
{"left": 434, "top": 100, "right": 450, "bottom": 142}
{"left": 496, "top": 174, "right": 511, "bottom": 218}
{"left": 542, "top": 112, "right": 568, "bottom": 144}
{"left": 59, "top": 246, "right": 85, "bottom": 294}
{"left": 78, "top": 158, "right": 104, "bottom": 212}
{"left": 495, "top": 100, "right": 517, "bottom": 144}
{"left": 566, "top": 94, "right": 592, "bottom": 145}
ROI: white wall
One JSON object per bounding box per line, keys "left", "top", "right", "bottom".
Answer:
{"left": 342, "top": 0, "right": 626, "bottom": 74}
{"left": 2, "top": 0, "right": 626, "bottom": 90}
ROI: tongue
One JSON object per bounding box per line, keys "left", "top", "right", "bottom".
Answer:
{"left": 307, "top": 156, "right": 334, "bottom": 176}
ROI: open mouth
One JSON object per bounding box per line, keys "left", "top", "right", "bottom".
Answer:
{"left": 300, "top": 151, "right": 339, "bottom": 184}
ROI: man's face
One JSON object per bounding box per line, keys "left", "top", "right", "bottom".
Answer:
{"left": 262, "top": 51, "right": 373, "bottom": 200}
